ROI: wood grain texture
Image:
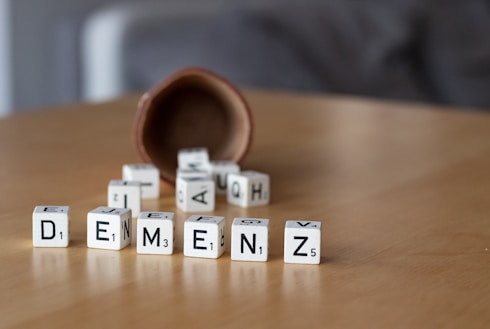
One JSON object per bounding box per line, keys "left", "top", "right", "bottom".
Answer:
{"left": 0, "top": 91, "right": 489, "bottom": 329}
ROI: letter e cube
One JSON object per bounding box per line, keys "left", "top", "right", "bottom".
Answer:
{"left": 87, "top": 207, "right": 131, "bottom": 250}
{"left": 284, "top": 220, "right": 321, "bottom": 264}
{"left": 183, "top": 215, "right": 225, "bottom": 258}
{"left": 32, "top": 206, "right": 70, "bottom": 247}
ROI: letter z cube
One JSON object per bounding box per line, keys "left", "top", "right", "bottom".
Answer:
{"left": 32, "top": 206, "right": 70, "bottom": 247}
{"left": 284, "top": 220, "right": 321, "bottom": 264}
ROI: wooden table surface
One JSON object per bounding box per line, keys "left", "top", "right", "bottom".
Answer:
{"left": 0, "top": 90, "right": 489, "bottom": 328}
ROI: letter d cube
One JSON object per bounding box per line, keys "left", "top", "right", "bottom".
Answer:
{"left": 32, "top": 206, "right": 70, "bottom": 247}
{"left": 87, "top": 207, "right": 131, "bottom": 250}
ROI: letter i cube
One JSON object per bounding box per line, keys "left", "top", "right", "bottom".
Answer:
{"left": 137, "top": 212, "right": 175, "bottom": 255}
{"left": 227, "top": 171, "right": 270, "bottom": 207}
{"left": 284, "top": 220, "right": 322, "bottom": 264}
{"left": 178, "top": 147, "right": 209, "bottom": 170}
{"left": 122, "top": 164, "right": 160, "bottom": 199}
{"left": 231, "top": 217, "right": 269, "bottom": 262}
{"left": 207, "top": 161, "right": 240, "bottom": 194}
{"left": 176, "top": 177, "right": 215, "bottom": 212}
{"left": 32, "top": 206, "right": 70, "bottom": 247}
{"left": 184, "top": 215, "right": 225, "bottom": 258}
{"left": 108, "top": 180, "right": 141, "bottom": 217}
{"left": 87, "top": 207, "right": 131, "bottom": 250}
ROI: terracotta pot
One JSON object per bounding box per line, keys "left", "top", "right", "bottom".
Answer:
{"left": 133, "top": 67, "right": 253, "bottom": 184}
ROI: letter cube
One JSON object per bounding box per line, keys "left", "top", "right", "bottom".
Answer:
{"left": 32, "top": 206, "right": 70, "bottom": 247}
{"left": 231, "top": 217, "right": 269, "bottom": 262}
{"left": 183, "top": 215, "right": 225, "bottom": 258}
{"left": 176, "top": 168, "right": 210, "bottom": 180}
{"left": 87, "top": 207, "right": 131, "bottom": 250}
{"left": 284, "top": 220, "right": 322, "bottom": 264}
{"left": 137, "top": 212, "right": 175, "bottom": 255}
{"left": 176, "top": 177, "right": 215, "bottom": 212}
{"left": 108, "top": 180, "right": 141, "bottom": 217}
{"left": 122, "top": 164, "right": 160, "bottom": 199}
{"left": 207, "top": 161, "right": 240, "bottom": 194}
{"left": 178, "top": 147, "right": 210, "bottom": 170}
{"left": 227, "top": 171, "right": 270, "bottom": 207}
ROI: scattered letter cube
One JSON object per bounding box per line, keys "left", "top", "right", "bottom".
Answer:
{"left": 183, "top": 215, "right": 225, "bottom": 258}
{"left": 176, "top": 168, "right": 210, "bottom": 180}
{"left": 87, "top": 207, "right": 131, "bottom": 250}
{"left": 227, "top": 171, "right": 270, "bottom": 207}
{"left": 137, "top": 212, "right": 175, "bottom": 255}
{"left": 108, "top": 180, "right": 141, "bottom": 217}
{"left": 32, "top": 206, "right": 70, "bottom": 247}
{"left": 178, "top": 147, "right": 209, "bottom": 170}
{"left": 284, "top": 220, "right": 321, "bottom": 264}
{"left": 207, "top": 161, "right": 240, "bottom": 194}
{"left": 176, "top": 177, "right": 215, "bottom": 212}
{"left": 231, "top": 217, "right": 269, "bottom": 262}
{"left": 122, "top": 164, "right": 160, "bottom": 199}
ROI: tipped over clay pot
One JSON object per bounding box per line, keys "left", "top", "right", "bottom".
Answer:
{"left": 133, "top": 67, "right": 253, "bottom": 184}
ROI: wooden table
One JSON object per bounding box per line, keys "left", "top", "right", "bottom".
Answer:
{"left": 1, "top": 90, "right": 489, "bottom": 328}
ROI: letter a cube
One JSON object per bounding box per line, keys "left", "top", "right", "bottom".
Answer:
{"left": 184, "top": 215, "right": 225, "bottom": 258}
{"left": 227, "top": 171, "right": 270, "bottom": 207}
{"left": 207, "top": 161, "right": 240, "bottom": 194}
{"left": 137, "top": 212, "right": 175, "bottom": 255}
{"left": 122, "top": 164, "right": 160, "bottom": 199}
{"left": 32, "top": 206, "right": 70, "bottom": 247}
{"left": 231, "top": 217, "right": 269, "bottom": 262}
{"left": 108, "top": 180, "right": 141, "bottom": 217}
{"left": 176, "top": 177, "right": 215, "bottom": 212}
{"left": 87, "top": 207, "right": 131, "bottom": 250}
{"left": 284, "top": 220, "right": 322, "bottom": 264}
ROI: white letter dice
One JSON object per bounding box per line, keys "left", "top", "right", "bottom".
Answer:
{"left": 108, "top": 180, "right": 141, "bottom": 216}
{"left": 184, "top": 215, "right": 225, "bottom": 258}
{"left": 122, "top": 164, "right": 160, "bottom": 199}
{"left": 178, "top": 147, "right": 209, "bottom": 170}
{"left": 87, "top": 207, "right": 131, "bottom": 250}
{"left": 32, "top": 206, "right": 70, "bottom": 247}
{"left": 137, "top": 212, "right": 175, "bottom": 255}
{"left": 176, "top": 177, "right": 215, "bottom": 212}
{"left": 227, "top": 171, "right": 270, "bottom": 207}
{"left": 231, "top": 217, "right": 269, "bottom": 262}
{"left": 207, "top": 161, "right": 240, "bottom": 194}
{"left": 284, "top": 220, "right": 321, "bottom": 264}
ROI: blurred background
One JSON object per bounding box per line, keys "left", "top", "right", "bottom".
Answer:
{"left": 1, "top": 0, "right": 489, "bottom": 116}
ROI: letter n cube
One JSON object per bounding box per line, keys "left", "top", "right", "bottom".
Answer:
{"left": 284, "top": 220, "right": 322, "bottom": 264}
{"left": 184, "top": 215, "right": 225, "bottom": 258}
{"left": 137, "top": 212, "right": 175, "bottom": 255}
{"left": 227, "top": 171, "right": 270, "bottom": 207}
{"left": 32, "top": 206, "right": 70, "bottom": 247}
{"left": 231, "top": 217, "right": 269, "bottom": 262}
{"left": 87, "top": 207, "right": 131, "bottom": 250}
